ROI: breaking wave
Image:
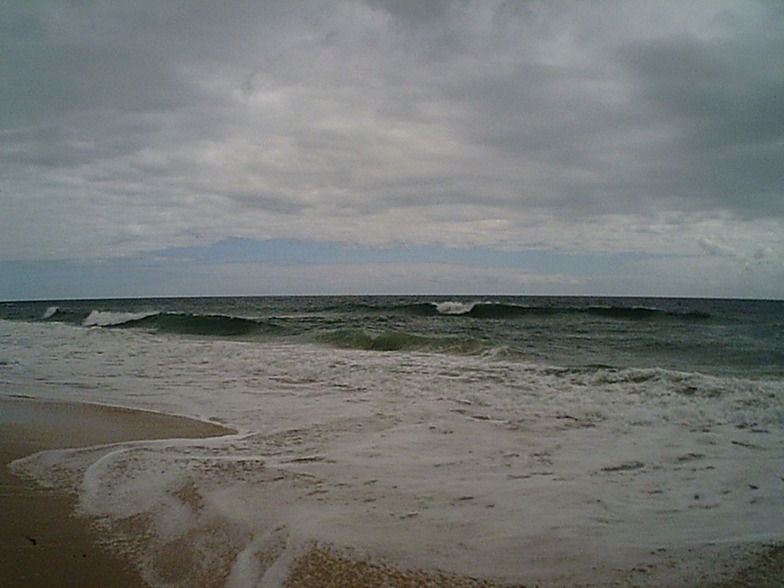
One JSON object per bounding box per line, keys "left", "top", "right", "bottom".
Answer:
{"left": 113, "top": 313, "right": 267, "bottom": 337}
{"left": 41, "top": 307, "right": 91, "bottom": 324}
{"left": 82, "top": 310, "right": 159, "bottom": 327}
{"left": 43, "top": 309, "right": 269, "bottom": 337}
{"left": 405, "top": 301, "right": 711, "bottom": 320}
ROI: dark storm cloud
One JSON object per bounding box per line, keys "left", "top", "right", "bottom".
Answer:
{"left": 0, "top": 6, "right": 190, "bottom": 125}
{"left": 618, "top": 29, "right": 784, "bottom": 219}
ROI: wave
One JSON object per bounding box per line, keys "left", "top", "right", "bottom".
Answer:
{"left": 38, "top": 307, "right": 267, "bottom": 336}
{"left": 82, "top": 310, "right": 159, "bottom": 327}
{"left": 316, "top": 328, "right": 484, "bottom": 353}
{"left": 407, "top": 301, "right": 711, "bottom": 320}
{"left": 582, "top": 306, "right": 711, "bottom": 320}
{"left": 113, "top": 313, "right": 266, "bottom": 337}
{"left": 41, "top": 308, "right": 91, "bottom": 324}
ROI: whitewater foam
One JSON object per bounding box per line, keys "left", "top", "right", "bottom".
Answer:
{"left": 82, "top": 310, "right": 158, "bottom": 327}
{"left": 434, "top": 300, "right": 477, "bottom": 315}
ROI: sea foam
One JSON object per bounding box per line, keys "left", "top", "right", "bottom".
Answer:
{"left": 82, "top": 310, "right": 157, "bottom": 327}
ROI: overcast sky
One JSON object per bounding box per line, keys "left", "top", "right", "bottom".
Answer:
{"left": 2, "top": 1, "right": 782, "bottom": 299}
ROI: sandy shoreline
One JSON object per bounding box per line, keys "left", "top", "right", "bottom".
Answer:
{"left": 2, "top": 394, "right": 782, "bottom": 587}
{"left": 0, "top": 395, "right": 232, "bottom": 587}
{"left": 0, "top": 395, "right": 515, "bottom": 587}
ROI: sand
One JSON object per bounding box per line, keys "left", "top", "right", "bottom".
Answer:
{"left": 0, "top": 395, "right": 511, "bottom": 588}
{"left": 0, "top": 395, "right": 232, "bottom": 587}
{"left": 282, "top": 544, "right": 523, "bottom": 587}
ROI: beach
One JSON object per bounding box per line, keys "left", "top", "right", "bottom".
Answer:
{"left": 0, "top": 396, "right": 529, "bottom": 587}
{"left": 0, "top": 395, "right": 231, "bottom": 587}
{"left": 2, "top": 394, "right": 784, "bottom": 586}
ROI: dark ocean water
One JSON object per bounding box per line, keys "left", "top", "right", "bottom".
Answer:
{"left": 1, "top": 295, "right": 781, "bottom": 379}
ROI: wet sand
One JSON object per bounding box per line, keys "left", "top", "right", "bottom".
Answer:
{"left": 282, "top": 544, "right": 521, "bottom": 587}
{"left": 0, "top": 395, "right": 232, "bottom": 587}
{"left": 0, "top": 396, "right": 546, "bottom": 587}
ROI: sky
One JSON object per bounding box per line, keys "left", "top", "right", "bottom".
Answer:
{"left": 2, "top": 0, "right": 783, "bottom": 299}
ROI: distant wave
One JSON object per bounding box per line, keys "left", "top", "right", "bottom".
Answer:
{"left": 114, "top": 313, "right": 266, "bottom": 336}
{"left": 317, "top": 328, "right": 484, "bottom": 353}
{"left": 41, "top": 308, "right": 91, "bottom": 324}
{"left": 405, "top": 301, "right": 711, "bottom": 320}
{"left": 42, "top": 306, "right": 59, "bottom": 319}
{"left": 43, "top": 308, "right": 270, "bottom": 337}
{"left": 82, "top": 310, "right": 158, "bottom": 327}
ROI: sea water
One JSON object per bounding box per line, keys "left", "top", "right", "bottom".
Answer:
{"left": 1, "top": 296, "right": 783, "bottom": 585}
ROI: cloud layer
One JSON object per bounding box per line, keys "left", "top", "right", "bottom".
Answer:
{"left": 2, "top": 1, "right": 782, "bottom": 297}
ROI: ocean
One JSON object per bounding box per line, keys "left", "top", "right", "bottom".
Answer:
{"left": 2, "top": 296, "right": 783, "bottom": 585}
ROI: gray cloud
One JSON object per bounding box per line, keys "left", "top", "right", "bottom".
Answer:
{"left": 618, "top": 26, "right": 784, "bottom": 219}
{"left": 1, "top": 0, "right": 782, "bottom": 296}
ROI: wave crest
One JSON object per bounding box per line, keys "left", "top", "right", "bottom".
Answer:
{"left": 83, "top": 310, "right": 158, "bottom": 327}
{"left": 412, "top": 301, "right": 711, "bottom": 320}
{"left": 118, "top": 313, "right": 263, "bottom": 336}
{"left": 317, "top": 328, "right": 484, "bottom": 353}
